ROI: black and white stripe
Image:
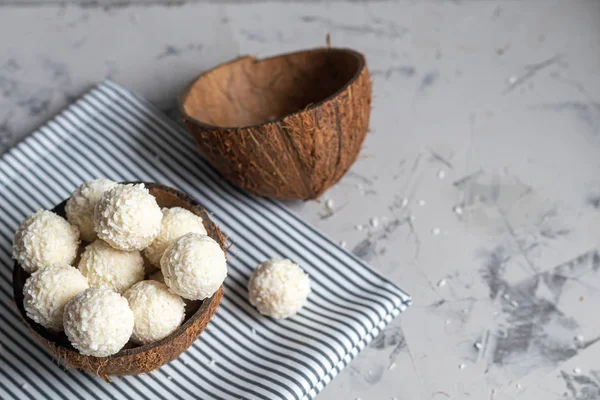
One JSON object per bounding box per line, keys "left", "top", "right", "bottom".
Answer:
{"left": 0, "top": 81, "right": 411, "bottom": 400}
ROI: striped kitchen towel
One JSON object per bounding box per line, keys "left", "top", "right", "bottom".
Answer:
{"left": 0, "top": 81, "right": 411, "bottom": 400}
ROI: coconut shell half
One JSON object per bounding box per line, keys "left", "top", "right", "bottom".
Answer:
{"left": 179, "top": 47, "right": 372, "bottom": 200}
{"left": 12, "top": 182, "right": 225, "bottom": 379}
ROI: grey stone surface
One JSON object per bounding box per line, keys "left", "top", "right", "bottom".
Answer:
{"left": 1, "top": 1, "right": 600, "bottom": 399}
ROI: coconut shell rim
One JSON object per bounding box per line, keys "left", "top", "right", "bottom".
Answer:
{"left": 12, "top": 181, "right": 225, "bottom": 361}
{"left": 177, "top": 46, "right": 367, "bottom": 131}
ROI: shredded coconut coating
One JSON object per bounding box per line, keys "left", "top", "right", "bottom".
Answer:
{"left": 94, "top": 184, "right": 162, "bottom": 251}
{"left": 124, "top": 281, "right": 185, "bottom": 345}
{"left": 23, "top": 264, "right": 89, "bottom": 332}
{"left": 161, "top": 233, "right": 227, "bottom": 300}
{"left": 66, "top": 179, "right": 119, "bottom": 243}
{"left": 78, "top": 240, "right": 145, "bottom": 294}
{"left": 149, "top": 269, "right": 165, "bottom": 283}
{"left": 63, "top": 287, "right": 134, "bottom": 357}
{"left": 143, "top": 207, "right": 207, "bottom": 268}
{"left": 13, "top": 210, "right": 80, "bottom": 273}
{"left": 248, "top": 259, "right": 311, "bottom": 319}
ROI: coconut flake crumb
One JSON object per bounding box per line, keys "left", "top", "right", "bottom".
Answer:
{"left": 445, "top": 319, "right": 452, "bottom": 325}
{"left": 452, "top": 205, "right": 464, "bottom": 216}
{"left": 573, "top": 367, "right": 582, "bottom": 375}
{"left": 437, "top": 170, "right": 446, "bottom": 180}
{"left": 401, "top": 198, "right": 409, "bottom": 208}
{"left": 431, "top": 228, "right": 441, "bottom": 236}
{"left": 474, "top": 342, "right": 483, "bottom": 350}
{"left": 417, "top": 200, "right": 426, "bottom": 206}
{"left": 388, "top": 362, "right": 397, "bottom": 370}
{"left": 510, "top": 300, "right": 519, "bottom": 308}
{"left": 355, "top": 224, "right": 364, "bottom": 231}
{"left": 458, "top": 363, "right": 466, "bottom": 370}
{"left": 437, "top": 279, "right": 447, "bottom": 288}
{"left": 339, "top": 240, "right": 347, "bottom": 249}
{"left": 370, "top": 217, "right": 379, "bottom": 228}
{"left": 515, "top": 383, "right": 522, "bottom": 389}
{"left": 325, "top": 199, "right": 335, "bottom": 211}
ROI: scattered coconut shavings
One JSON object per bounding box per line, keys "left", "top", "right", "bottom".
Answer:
{"left": 409, "top": 215, "right": 416, "bottom": 222}
{"left": 510, "top": 300, "right": 519, "bottom": 308}
{"left": 388, "top": 362, "right": 397, "bottom": 370}
{"left": 452, "top": 205, "right": 463, "bottom": 215}
{"left": 251, "top": 328, "right": 257, "bottom": 335}
{"left": 431, "top": 228, "right": 441, "bottom": 235}
{"left": 437, "top": 279, "right": 447, "bottom": 287}
{"left": 370, "top": 217, "right": 379, "bottom": 228}
{"left": 515, "top": 383, "right": 521, "bottom": 389}
{"left": 507, "top": 75, "right": 518, "bottom": 85}
{"left": 458, "top": 363, "right": 466, "bottom": 370}
{"left": 445, "top": 319, "right": 452, "bottom": 325}
{"left": 474, "top": 342, "right": 483, "bottom": 350}
{"left": 417, "top": 199, "right": 426, "bottom": 206}
{"left": 573, "top": 367, "right": 582, "bottom": 374}
{"left": 167, "top": 375, "right": 173, "bottom": 380}
{"left": 401, "top": 198, "right": 409, "bottom": 208}
{"left": 437, "top": 170, "right": 446, "bottom": 180}
{"left": 502, "top": 293, "right": 510, "bottom": 301}
{"left": 21, "top": 383, "right": 28, "bottom": 390}
{"left": 575, "top": 334, "right": 584, "bottom": 343}
{"left": 339, "top": 240, "right": 347, "bottom": 249}
{"left": 355, "top": 224, "right": 364, "bottom": 231}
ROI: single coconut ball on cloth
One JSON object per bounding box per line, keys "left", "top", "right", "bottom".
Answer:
{"left": 160, "top": 232, "right": 226, "bottom": 300}
{"left": 23, "top": 264, "right": 89, "bottom": 332}
{"left": 63, "top": 287, "right": 134, "bottom": 357}
{"left": 94, "top": 183, "right": 162, "bottom": 251}
{"left": 123, "top": 280, "right": 185, "bottom": 345}
{"left": 66, "top": 179, "right": 119, "bottom": 242}
{"left": 78, "top": 240, "right": 144, "bottom": 294}
{"left": 13, "top": 210, "right": 80, "bottom": 273}
{"left": 248, "top": 259, "right": 311, "bottom": 319}
{"left": 143, "top": 207, "right": 207, "bottom": 269}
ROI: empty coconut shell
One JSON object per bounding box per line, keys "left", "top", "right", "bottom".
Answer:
{"left": 179, "top": 47, "right": 372, "bottom": 200}
{"left": 13, "top": 182, "right": 224, "bottom": 379}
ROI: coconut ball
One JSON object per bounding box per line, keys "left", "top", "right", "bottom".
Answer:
{"left": 161, "top": 233, "right": 226, "bottom": 300}
{"left": 78, "top": 240, "right": 144, "bottom": 294}
{"left": 248, "top": 259, "right": 311, "bottom": 319}
{"left": 63, "top": 287, "right": 134, "bottom": 357}
{"left": 149, "top": 269, "right": 165, "bottom": 284}
{"left": 123, "top": 281, "right": 185, "bottom": 345}
{"left": 13, "top": 210, "right": 80, "bottom": 273}
{"left": 23, "top": 264, "right": 89, "bottom": 331}
{"left": 94, "top": 183, "right": 162, "bottom": 251}
{"left": 66, "top": 179, "right": 118, "bottom": 242}
{"left": 143, "top": 207, "right": 207, "bottom": 268}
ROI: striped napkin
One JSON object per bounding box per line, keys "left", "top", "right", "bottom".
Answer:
{"left": 0, "top": 81, "right": 411, "bottom": 400}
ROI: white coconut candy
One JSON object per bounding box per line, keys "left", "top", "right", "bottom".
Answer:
{"left": 94, "top": 184, "right": 162, "bottom": 251}
{"left": 78, "top": 240, "right": 144, "bottom": 294}
{"left": 63, "top": 287, "right": 134, "bottom": 357}
{"left": 23, "top": 264, "right": 89, "bottom": 331}
{"left": 124, "top": 281, "right": 186, "bottom": 345}
{"left": 13, "top": 210, "right": 80, "bottom": 273}
{"left": 160, "top": 233, "right": 227, "bottom": 300}
{"left": 65, "top": 179, "right": 118, "bottom": 242}
{"left": 248, "top": 258, "right": 311, "bottom": 319}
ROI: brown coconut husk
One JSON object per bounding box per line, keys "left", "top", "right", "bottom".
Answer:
{"left": 12, "top": 182, "right": 225, "bottom": 379}
{"left": 178, "top": 47, "right": 372, "bottom": 200}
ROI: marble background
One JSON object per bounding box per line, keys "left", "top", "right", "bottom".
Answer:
{"left": 1, "top": 1, "right": 600, "bottom": 399}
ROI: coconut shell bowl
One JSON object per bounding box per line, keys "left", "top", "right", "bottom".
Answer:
{"left": 12, "top": 182, "right": 225, "bottom": 379}
{"left": 178, "top": 47, "right": 372, "bottom": 200}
